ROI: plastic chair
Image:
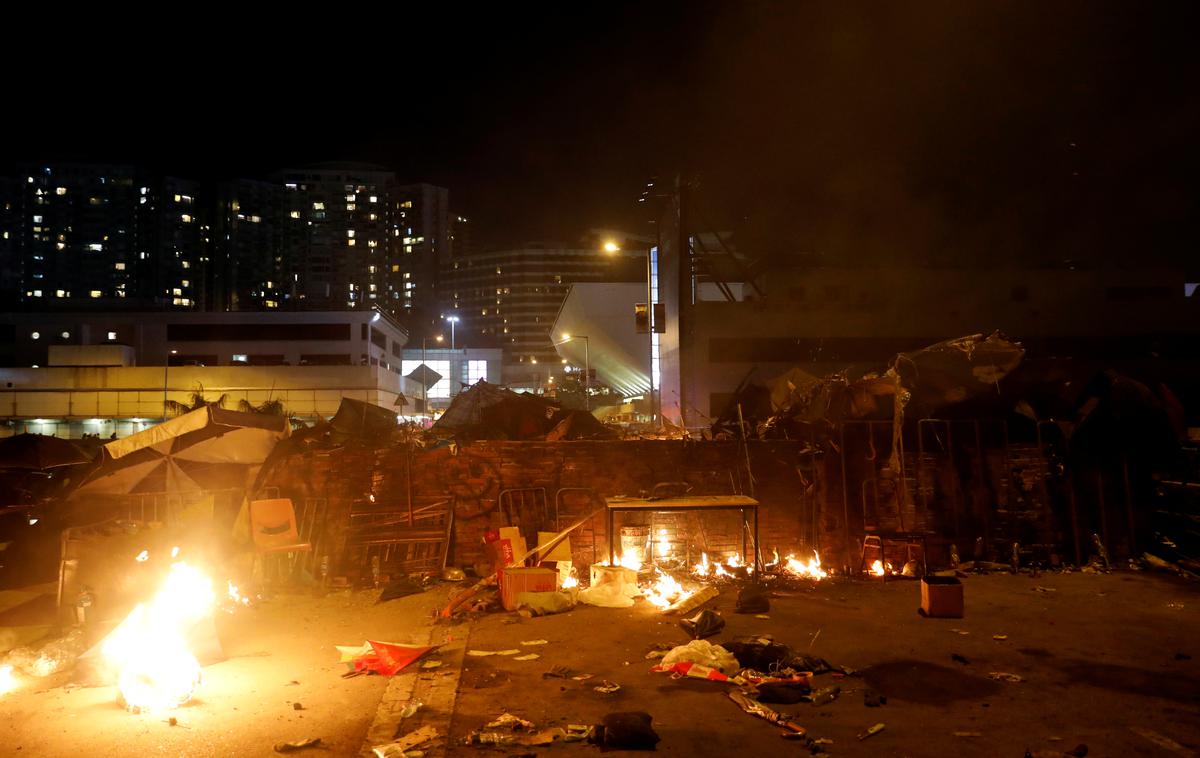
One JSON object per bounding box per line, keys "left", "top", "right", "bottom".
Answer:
{"left": 249, "top": 498, "right": 312, "bottom": 582}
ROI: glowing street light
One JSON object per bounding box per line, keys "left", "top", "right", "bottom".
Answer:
{"left": 553, "top": 333, "right": 591, "bottom": 410}
{"left": 444, "top": 315, "right": 460, "bottom": 350}
{"left": 602, "top": 240, "right": 621, "bottom": 254}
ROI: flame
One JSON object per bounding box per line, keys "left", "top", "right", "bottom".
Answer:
{"left": 714, "top": 562, "right": 731, "bottom": 578}
{"left": 726, "top": 554, "right": 743, "bottom": 568}
{"left": 0, "top": 664, "right": 16, "bottom": 696}
{"left": 870, "top": 560, "right": 893, "bottom": 577}
{"left": 643, "top": 571, "right": 693, "bottom": 609}
{"left": 693, "top": 552, "right": 711, "bottom": 577}
{"left": 784, "top": 551, "right": 828, "bottom": 580}
{"left": 135, "top": 550, "right": 149, "bottom": 563}
{"left": 562, "top": 574, "right": 579, "bottom": 589}
{"left": 103, "top": 562, "right": 215, "bottom": 711}
{"left": 617, "top": 552, "right": 642, "bottom": 572}
{"left": 227, "top": 580, "right": 250, "bottom": 606}
{"left": 656, "top": 528, "right": 670, "bottom": 557}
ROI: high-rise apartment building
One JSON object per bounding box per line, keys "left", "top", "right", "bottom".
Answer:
{"left": 0, "top": 163, "right": 209, "bottom": 311}
{"left": 446, "top": 244, "right": 644, "bottom": 380}
{"left": 396, "top": 183, "right": 450, "bottom": 318}
{"left": 210, "top": 178, "right": 286, "bottom": 311}
{"left": 274, "top": 163, "right": 401, "bottom": 313}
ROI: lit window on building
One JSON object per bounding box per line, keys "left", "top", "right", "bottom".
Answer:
{"left": 467, "top": 360, "right": 487, "bottom": 385}
{"left": 31, "top": 331, "right": 40, "bottom": 340}
{"left": 348, "top": 239, "right": 356, "bottom": 246}
{"left": 368, "top": 240, "right": 377, "bottom": 248}
{"left": 115, "top": 262, "right": 126, "bottom": 270}
{"left": 345, "top": 194, "right": 356, "bottom": 202}
{"left": 181, "top": 214, "right": 192, "bottom": 223}
{"left": 313, "top": 202, "right": 325, "bottom": 210}
{"left": 56, "top": 242, "right": 65, "bottom": 251}
{"left": 172, "top": 288, "right": 182, "bottom": 296}
{"left": 56, "top": 290, "right": 66, "bottom": 297}
{"left": 60, "top": 331, "right": 70, "bottom": 339}
{"left": 369, "top": 196, "right": 378, "bottom": 203}
{"left": 88, "top": 243, "right": 103, "bottom": 251}
{"left": 181, "top": 260, "right": 190, "bottom": 269}
{"left": 346, "top": 203, "right": 356, "bottom": 211}
{"left": 55, "top": 187, "right": 66, "bottom": 195}
{"left": 90, "top": 290, "right": 102, "bottom": 298}
{"left": 232, "top": 354, "right": 248, "bottom": 363}
{"left": 289, "top": 210, "right": 301, "bottom": 219}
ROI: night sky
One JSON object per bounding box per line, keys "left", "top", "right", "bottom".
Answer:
{"left": 4, "top": 2, "right": 1197, "bottom": 264}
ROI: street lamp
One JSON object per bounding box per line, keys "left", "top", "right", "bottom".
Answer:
{"left": 422, "top": 334, "right": 443, "bottom": 422}
{"left": 602, "top": 240, "right": 656, "bottom": 424}
{"left": 444, "top": 315, "right": 459, "bottom": 350}
{"left": 553, "top": 334, "right": 590, "bottom": 411}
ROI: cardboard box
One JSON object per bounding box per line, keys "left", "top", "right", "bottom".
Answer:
{"left": 536, "top": 532, "right": 573, "bottom": 562}
{"left": 499, "top": 567, "right": 558, "bottom": 611}
{"left": 484, "top": 527, "right": 528, "bottom": 570}
{"left": 920, "top": 576, "right": 964, "bottom": 618}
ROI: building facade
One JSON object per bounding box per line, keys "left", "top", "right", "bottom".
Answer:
{"left": 444, "top": 244, "right": 644, "bottom": 382}
{"left": 0, "top": 309, "right": 409, "bottom": 438}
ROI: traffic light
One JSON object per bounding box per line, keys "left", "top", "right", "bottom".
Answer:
{"left": 635, "top": 303, "right": 650, "bottom": 334}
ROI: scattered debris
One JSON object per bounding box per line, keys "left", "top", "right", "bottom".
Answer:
{"left": 993, "top": 634, "right": 1009, "bottom": 641}
{"left": 292, "top": 702, "right": 304, "bottom": 711}
{"left": 274, "top": 737, "right": 322, "bottom": 753}
{"left": 594, "top": 680, "right": 621, "bottom": 694}
{"left": 336, "top": 641, "right": 435, "bottom": 676}
{"left": 519, "top": 639, "right": 549, "bottom": 646}
{"left": 542, "top": 666, "right": 571, "bottom": 679}
{"left": 863, "top": 688, "right": 887, "bottom": 707}
{"left": 374, "top": 725, "right": 440, "bottom": 757}
{"left": 487, "top": 713, "right": 535, "bottom": 730}
{"left": 987, "top": 672, "right": 1024, "bottom": 682}
{"left": 679, "top": 609, "right": 726, "bottom": 639}
{"left": 735, "top": 584, "right": 771, "bottom": 614}
{"left": 651, "top": 661, "right": 743, "bottom": 684}
{"left": 399, "top": 701, "right": 422, "bottom": 718}
{"left": 514, "top": 653, "right": 540, "bottom": 661}
{"left": 951, "top": 654, "right": 970, "bottom": 665}
{"left": 420, "top": 660, "right": 443, "bottom": 669}
{"left": 659, "top": 639, "right": 739, "bottom": 674}
{"left": 857, "top": 723, "right": 886, "bottom": 741}
{"left": 665, "top": 585, "right": 720, "bottom": 615}
{"left": 572, "top": 673, "right": 595, "bottom": 681}
{"left": 756, "top": 680, "right": 812, "bottom": 704}
{"left": 755, "top": 614, "right": 771, "bottom": 620}
{"left": 810, "top": 685, "right": 841, "bottom": 706}
{"left": 953, "top": 731, "right": 983, "bottom": 738}
{"left": 949, "top": 628, "right": 970, "bottom": 636}
{"left": 1033, "top": 586, "right": 1058, "bottom": 593}
{"left": 589, "top": 711, "right": 660, "bottom": 750}
{"left": 727, "top": 691, "right": 808, "bottom": 736}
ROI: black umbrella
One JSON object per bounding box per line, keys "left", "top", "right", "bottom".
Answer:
{"left": 0, "top": 434, "right": 94, "bottom": 470}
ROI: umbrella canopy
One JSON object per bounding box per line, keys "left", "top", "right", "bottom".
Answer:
{"left": 0, "top": 434, "right": 94, "bottom": 470}
{"left": 329, "top": 397, "right": 399, "bottom": 442}
{"left": 70, "top": 406, "right": 290, "bottom": 497}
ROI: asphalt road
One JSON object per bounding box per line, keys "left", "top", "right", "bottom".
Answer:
{"left": 446, "top": 570, "right": 1199, "bottom": 757}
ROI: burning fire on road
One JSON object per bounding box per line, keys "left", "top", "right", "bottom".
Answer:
{"left": 102, "top": 560, "right": 216, "bottom": 712}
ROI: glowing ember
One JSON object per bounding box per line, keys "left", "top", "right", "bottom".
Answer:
{"left": 643, "top": 570, "right": 693, "bottom": 608}
{"left": 714, "top": 562, "right": 731, "bottom": 578}
{"left": 103, "top": 561, "right": 215, "bottom": 711}
{"left": 726, "top": 554, "right": 743, "bottom": 568}
{"left": 561, "top": 574, "right": 579, "bottom": 589}
{"left": 0, "top": 664, "right": 16, "bottom": 696}
{"left": 693, "top": 552, "right": 711, "bottom": 577}
{"left": 135, "top": 550, "right": 149, "bottom": 562}
{"left": 784, "top": 551, "right": 828, "bottom": 580}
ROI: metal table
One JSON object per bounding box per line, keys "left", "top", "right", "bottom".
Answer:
{"left": 605, "top": 495, "right": 760, "bottom": 569}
